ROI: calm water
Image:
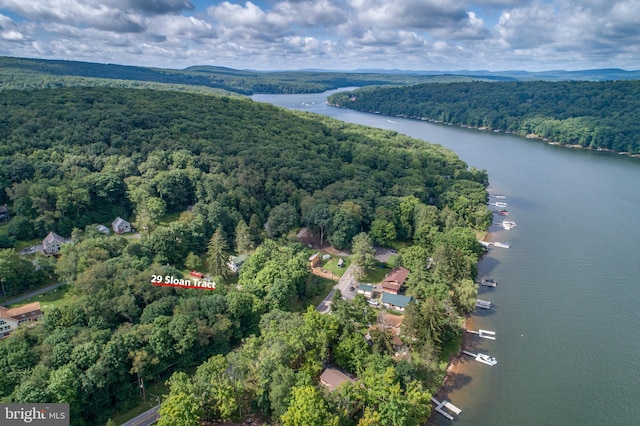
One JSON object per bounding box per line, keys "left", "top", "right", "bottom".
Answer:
{"left": 252, "top": 90, "right": 640, "bottom": 426}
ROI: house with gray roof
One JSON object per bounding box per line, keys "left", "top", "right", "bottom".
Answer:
{"left": 42, "top": 232, "right": 66, "bottom": 255}
{"left": 112, "top": 217, "right": 132, "bottom": 234}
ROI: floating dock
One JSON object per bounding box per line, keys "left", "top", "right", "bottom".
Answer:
{"left": 466, "top": 329, "right": 496, "bottom": 340}
{"left": 476, "top": 299, "right": 492, "bottom": 309}
{"left": 431, "top": 397, "right": 461, "bottom": 421}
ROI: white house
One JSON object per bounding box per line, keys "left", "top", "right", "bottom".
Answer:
{"left": 0, "top": 302, "right": 44, "bottom": 338}
{"left": 112, "top": 217, "right": 132, "bottom": 234}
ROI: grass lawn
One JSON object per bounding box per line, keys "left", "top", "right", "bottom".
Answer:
{"left": 9, "top": 285, "right": 75, "bottom": 313}
{"left": 158, "top": 211, "right": 183, "bottom": 226}
{"left": 288, "top": 277, "right": 334, "bottom": 312}
{"left": 362, "top": 264, "right": 392, "bottom": 284}
{"left": 14, "top": 237, "right": 43, "bottom": 252}
{"left": 320, "top": 256, "right": 351, "bottom": 278}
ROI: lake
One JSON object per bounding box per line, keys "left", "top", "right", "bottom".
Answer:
{"left": 252, "top": 90, "right": 640, "bottom": 426}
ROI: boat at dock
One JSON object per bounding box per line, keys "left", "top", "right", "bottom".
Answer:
{"left": 476, "top": 353, "right": 498, "bottom": 366}
{"left": 493, "top": 241, "right": 511, "bottom": 248}
{"left": 476, "top": 299, "right": 492, "bottom": 309}
{"left": 494, "top": 201, "right": 508, "bottom": 208}
{"left": 502, "top": 220, "right": 517, "bottom": 230}
{"left": 498, "top": 209, "right": 509, "bottom": 216}
{"left": 477, "top": 278, "right": 497, "bottom": 287}
{"left": 462, "top": 350, "right": 498, "bottom": 366}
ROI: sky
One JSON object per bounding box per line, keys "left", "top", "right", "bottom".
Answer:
{"left": 0, "top": 0, "right": 639, "bottom": 72}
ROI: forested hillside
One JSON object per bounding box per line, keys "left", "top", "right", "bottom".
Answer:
{"left": 0, "top": 87, "right": 491, "bottom": 425}
{"left": 328, "top": 81, "right": 640, "bottom": 154}
{"left": 0, "top": 56, "right": 476, "bottom": 94}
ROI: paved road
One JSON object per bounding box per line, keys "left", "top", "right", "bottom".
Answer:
{"left": 121, "top": 405, "right": 160, "bottom": 426}
{"left": 316, "top": 262, "right": 359, "bottom": 313}
{"left": 0, "top": 282, "right": 67, "bottom": 307}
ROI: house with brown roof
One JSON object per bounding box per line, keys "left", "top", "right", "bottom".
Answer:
{"left": 0, "top": 302, "right": 43, "bottom": 338}
{"left": 42, "top": 231, "right": 66, "bottom": 255}
{"left": 381, "top": 266, "right": 410, "bottom": 295}
{"left": 319, "top": 367, "right": 355, "bottom": 392}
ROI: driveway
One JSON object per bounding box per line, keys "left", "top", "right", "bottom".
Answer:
{"left": 1, "top": 282, "right": 67, "bottom": 307}
{"left": 316, "top": 262, "right": 361, "bottom": 313}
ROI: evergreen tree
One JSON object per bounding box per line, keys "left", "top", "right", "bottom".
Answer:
{"left": 207, "top": 228, "right": 229, "bottom": 279}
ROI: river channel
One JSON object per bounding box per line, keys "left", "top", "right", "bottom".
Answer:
{"left": 252, "top": 89, "right": 640, "bottom": 426}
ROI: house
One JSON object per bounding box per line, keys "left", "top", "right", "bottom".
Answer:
{"left": 111, "top": 217, "right": 132, "bottom": 234}
{"left": 42, "top": 232, "right": 66, "bottom": 255}
{"left": 0, "top": 302, "right": 44, "bottom": 338}
{"left": 357, "top": 284, "right": 376, "bottom": 299}
{"left": 319, "top": 367, "right": 355, "bottom": 392}
{"left": 96, "top": 224, "right": 110, "bottom": 235}
{"left": 309, "top": 253, "right": 321, "bottom": 268}
{"left": 0, "top": 204, "right": 9, "bottom": 222}
{"left": 228, "top": 254, "right": 249, "bottom": 274}
{"left": 382, "top": 266, "right": 410, "bottom": 295}
{"left": 381, "top": 293, "right": 413, "bottom": 312}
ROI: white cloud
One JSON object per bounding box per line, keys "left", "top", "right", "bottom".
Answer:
{"left": 0, "top": 1, "right": 639, "bottom": 70}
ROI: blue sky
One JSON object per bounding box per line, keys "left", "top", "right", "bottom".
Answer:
{"left": 0, "top": 1, "right": 639, "bottom": 71}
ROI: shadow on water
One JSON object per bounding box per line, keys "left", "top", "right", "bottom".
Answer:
{"left": 478, "top": 252, "right": 500, "bottom": 275}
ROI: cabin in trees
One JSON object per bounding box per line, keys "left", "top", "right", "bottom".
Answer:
{"left": 228, "top": 254, "right": 249, "bottom": 274}
{"left": 0, "top": 204, "right": 9, "bottom": 222}
{"left": 381, "top": 266, "right": 410, "bottom": 295}
{"left": 0, "top": 302, "right": 43, "bottom": 338}
{"left": 42, "top": 231, "right": 66, "bottom": 255}
{"left": 319, "top": 367, "right": 356, "bottom": 392}
{"left": 381, "top": 293, "right": 413, "bottom": 312}
{"left": 112, "top": 217, "right": 132, "bottom": 234}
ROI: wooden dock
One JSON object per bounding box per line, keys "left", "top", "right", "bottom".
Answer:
{"left": 431, "top": 397, "right": 461, "bottom": 421}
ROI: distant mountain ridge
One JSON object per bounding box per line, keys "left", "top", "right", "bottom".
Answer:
{"left": 1, "top": 56, "right": 638, "bottom": 95}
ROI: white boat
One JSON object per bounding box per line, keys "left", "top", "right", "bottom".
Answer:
{"left": 502, "top": 220, "right": 517, "bottom": 230}
{"left": 478, "top": 279, "right": 497, "bottom": 287}
{"left": 495, "top": 202, "right": 508, "bottom": 208}
{"left": 493, "top": 241, "right": 511, "bottom": 248}
{"left": 495, "top": 195, "right": 506, "bottom": 199}
{"left": 476, "top": 353, "right": 498, "bottom": 366}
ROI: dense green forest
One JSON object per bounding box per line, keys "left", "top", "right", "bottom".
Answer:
{"left": 0, "top": 56, "right": 479, "bottom": 95}
{"left": 328, "top": 81, "right": 640, "bottom": 154}
{"left": 0, "top": 87, "right": 491, "bottom": 425}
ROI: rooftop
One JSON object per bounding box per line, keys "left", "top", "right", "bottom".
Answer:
{"left": 319, "top": 367, "right": 355, "bottom": 391}
{"left": 381, "top": 293, "right": 413, "bottom": 308}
